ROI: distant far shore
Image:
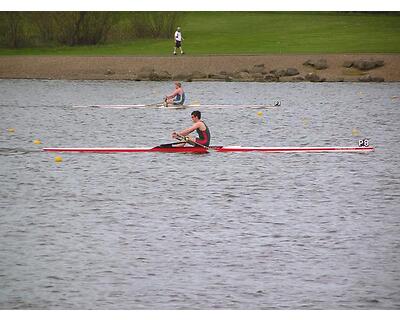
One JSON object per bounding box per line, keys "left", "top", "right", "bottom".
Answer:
{"left": 1, "top": 54, "right": 399, "bottom": 82}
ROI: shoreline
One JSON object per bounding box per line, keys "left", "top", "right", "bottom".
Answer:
{"left": 1, "top": 54, "right": 399, "bottom": 82}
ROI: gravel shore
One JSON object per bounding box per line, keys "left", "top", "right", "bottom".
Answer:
{"left": 1, "top": 54, "right": 399, "bottom": 82}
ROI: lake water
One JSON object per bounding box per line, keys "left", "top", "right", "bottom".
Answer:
{"left": 0, "top": 79, "right": 399, "bottom": 309}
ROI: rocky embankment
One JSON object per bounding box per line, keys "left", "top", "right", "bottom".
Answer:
{"left": 0, "top": 54, "right": 399, "bottom": 82}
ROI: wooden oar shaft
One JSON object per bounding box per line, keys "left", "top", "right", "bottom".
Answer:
{"left": 158, "top": 141, "right": 187, "bottom": 148}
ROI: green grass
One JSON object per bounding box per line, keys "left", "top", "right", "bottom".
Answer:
{"left": 0, "top": 40, "right": 174, "bottom": 56}
{"left": 1, "top": 12, "right": 399, "bottom": 55}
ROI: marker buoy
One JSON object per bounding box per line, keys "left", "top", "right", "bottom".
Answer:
{"left": 257, "top": 111, "right": 263, "bottom": 117}
{"left": 7, "top": 128, "right": 15, "bottom": 133}
{"left": 352, "top": 128, "right": 360, "bottom": 137}
{"left": 33, "top": 139, "right": 41, "bottom": 145}
{"left": 302, "top": 118, "right": 309, "bottom": 127}
{"left": 55, "top": 156, "right": 63, "bottom": 163}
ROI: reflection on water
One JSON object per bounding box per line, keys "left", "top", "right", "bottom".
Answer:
{"left": 0, "top": 148, "right": 41, "bottom": 155}
{"left": 0, "top": 80, "right": 399, "bottom": 309}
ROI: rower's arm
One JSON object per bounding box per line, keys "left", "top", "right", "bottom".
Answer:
{"left": 179, "top": 123, "right": 200, "bottom": 136}
{"left": 166, "top": 89, "right": 179, "bottom": 99}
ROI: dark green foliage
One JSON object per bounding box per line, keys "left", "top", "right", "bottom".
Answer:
{"left": 52, "top": 12, "right": 113, "bottom": 46}
{"left": 131, "top": 12, "right": 183, "bottom": 38}
{"left": 0, "top": 12, "right": 183, "bottom": 48}
{"left": 0, "top": 12, "right": 26, "bottom": 48}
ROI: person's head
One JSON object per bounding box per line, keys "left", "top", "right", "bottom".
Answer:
{"left": 174, "top": 82, "right": 181, "bottom": 88}
{"left": 177, "top": 27, "right": 181, "bottom": 31}
{"left": 191, "top": 110, "right": 201, "bottom": 122}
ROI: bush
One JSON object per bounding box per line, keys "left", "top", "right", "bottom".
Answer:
{"left": 52, "top": 12, "right": 114, "bottom": 46}
{"left": 131, "top": 12, "right": 184, "bottom": 38}
{"left": 0, "top": 12, "right": 27, "bottom": 48}
{"left": 0, "top": 11, "right": 184, "bottom": 48}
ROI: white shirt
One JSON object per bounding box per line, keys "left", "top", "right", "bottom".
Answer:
{"left": 174, "top": 31, "right": 182, "bottom": 42}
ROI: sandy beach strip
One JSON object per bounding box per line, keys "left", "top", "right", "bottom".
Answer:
{"left": 1, "top": 54, "right": 399, "bottom": 81}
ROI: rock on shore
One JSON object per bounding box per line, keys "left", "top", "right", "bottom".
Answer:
{"left": 0, "top": 54, "right": 399, "bottom": 82}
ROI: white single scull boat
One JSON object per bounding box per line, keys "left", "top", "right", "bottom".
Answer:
{"left": 72, "top": 103, "right": 279, "bottom": 109}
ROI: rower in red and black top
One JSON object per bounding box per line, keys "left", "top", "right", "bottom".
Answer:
{"left": 172, "top": 110, "right": 211, "bottom": 146}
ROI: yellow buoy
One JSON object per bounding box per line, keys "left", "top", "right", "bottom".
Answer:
{"left": 302, "top": 118, "right": 309, "bottom": 127}
{"left": 33, "top": 139, "right": 41, "bottom": 145}
{"left": 352, "top": 128, "right": 360, "bottom": 137}
{"left": 257, "top": 111, "right": 263, "bottom": 117}
{"left": 55, "top": 156, "right": 63, "bottom": 163}
{"left": 7, "top": 128, "right": 15, "bottom": 133}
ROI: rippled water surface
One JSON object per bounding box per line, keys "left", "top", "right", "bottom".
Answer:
{"left": 0, "top": 80, "right": 399, "bottom": 309}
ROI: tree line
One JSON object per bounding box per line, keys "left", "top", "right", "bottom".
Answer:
{"left": 0, "top": 12, "right": 184, "bottom": 48}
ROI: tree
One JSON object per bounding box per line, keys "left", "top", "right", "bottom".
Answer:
{"left": 1, "top": 12, "right": 25, "bottom": 48}
{"left": 132, "top": 12, "right": 183, "bottom": 38}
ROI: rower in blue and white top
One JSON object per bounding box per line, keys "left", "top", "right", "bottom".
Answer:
{"left": 165, "top": 82, "right": 185, "bottom": 106}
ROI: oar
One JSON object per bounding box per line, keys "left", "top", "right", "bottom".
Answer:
{"left": 144, "top": 97, "right": 168, "bottom": 108}
{"left": 157, "top": 141, "right": 188, "bottom": 148}
{"left": 145, "top": 101, "right": 166, "bottom": 108}
{"left": 174, "top": 133, "right": 210, "bottom": 150}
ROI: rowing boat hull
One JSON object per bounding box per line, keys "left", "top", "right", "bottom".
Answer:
{"left": 42, "top": 146, "right": 375, "bottom": 153}
{"left": 43, "top": 146, "right": 211, "bottom": 153}
{"left": 218, "top": 146, "right": 375, "bottom": 153}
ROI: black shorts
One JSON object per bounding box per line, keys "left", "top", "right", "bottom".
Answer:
{"left": 175, "top": 40, "right": 181, "bottom": 48}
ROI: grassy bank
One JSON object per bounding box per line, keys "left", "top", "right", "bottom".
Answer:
{"left": 1, "top": 12, "right": 399, "bottom": 55}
